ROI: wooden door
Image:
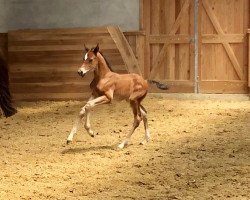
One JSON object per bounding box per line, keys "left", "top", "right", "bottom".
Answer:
{"left": 199, "top": 0, "right": 249, "bottom": 93}
{"left": 141, "top": 0, "right": 195, "bottom": 93}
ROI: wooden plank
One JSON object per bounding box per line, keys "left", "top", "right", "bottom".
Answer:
{"left": 178, "top": 0, "right": 190, "bottom": 80}
{"left": 166, "top": 0, "right": 176, "bottom": 80}
{"left": 202, "top": 34, "right": 245, "bottom": 43}
{"left": 189, "top": 0, "right": 195, "bottom": 84}
{"left": 248, "top": 30, "right": 250, "bottom": 87}
{"left": 8, "top": 44, "right": 118, "bottom": 52}
{"left": 139, "top": 0, "right": 145, "bottom": 31}
{"left": 150, "top": 0, "right": 161, "bottom": 79}
{"left": 9, "top": 63, "right": 126, "bottom": 73}
{"left": 107, "top": 26, "right": 142, "bottom": 75}
{"left": 143, "top": 0, "right": 151, "bottom": 79}
{"left": 12, "top": 93, "right": 91, "bottom": 101}
{"left": 10, "top": 82, "right": 90, "bottom": 93}
{"left": 149, "top": 35, "right": 191, "bottom": 44}
{"left": 8, "top": 27, "right": 109, "bottom": 40}
{"left": 136, "top": 35, "right": 145, "bottom": 77}
{"left": 8, "top": 37, "right": 116, "bottom": 47}
{"left": 9, "top": 72, "right": 93, "bottom": 83}
{"left": 149, "top": 80, "right": 194, "bottom": 93}
{"left": 200, "top": 81, "right": 248, "bottom": 94}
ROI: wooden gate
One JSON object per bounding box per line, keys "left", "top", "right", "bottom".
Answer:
{"left": 200, "top": 0, "right": 249, "bottom": 93}
{"left": 140, "top": 0, "right": 249, "bottom": 94}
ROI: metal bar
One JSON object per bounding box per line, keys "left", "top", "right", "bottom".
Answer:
{"left": 194, "top": 0, "right": 199, "bottom": 93}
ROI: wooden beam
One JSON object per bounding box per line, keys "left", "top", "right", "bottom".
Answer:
{"left": 107, "top": 26, "right": 142, "bottom": 75}
{"left": 222, "top": 42, "right": 244, "bottom": 80}
{"left": 248, "top": 30, "right": 250, "bottom": 87}
{"left": 12, "top": 92, "right": 91, "bottom": 101}
{"left": 149, "top": 35, "right": 191, "bottom": 44}
{"left": 199, "top": 81, "right": 248, "bottom": 94}
{"left": 202, "top": 34, "right": 245, "bottom": 44}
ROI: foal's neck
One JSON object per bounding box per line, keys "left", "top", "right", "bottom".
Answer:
{"left": 95, "top": 52, "right": 111, "bottom": 78}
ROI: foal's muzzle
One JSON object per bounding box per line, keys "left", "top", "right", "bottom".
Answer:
{"left": 78, "top": 70, "right": 85, "bottom": 77}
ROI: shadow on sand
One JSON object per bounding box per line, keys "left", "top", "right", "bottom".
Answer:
{"left": 61, "top": 144, "right": 117, "bottom": 154}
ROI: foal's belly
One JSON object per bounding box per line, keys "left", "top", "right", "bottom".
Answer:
{"left": 113, "top": 84, "right": 131, "bottom": 101}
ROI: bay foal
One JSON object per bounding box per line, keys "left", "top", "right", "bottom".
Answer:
{"left": 66, "top": 44, "right": 167, "bottom": 149}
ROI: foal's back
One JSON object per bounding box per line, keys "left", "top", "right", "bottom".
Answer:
{"left": 97, "top": 72, "right": 148, "bottom": 101}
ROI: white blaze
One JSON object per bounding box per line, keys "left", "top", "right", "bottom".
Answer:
{"left": 84, "top": 53, "right": 88, "bottom": 60}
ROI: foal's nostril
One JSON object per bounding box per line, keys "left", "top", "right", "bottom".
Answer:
{"left": 78, "top": 70, "right": 85, "bottom": 77}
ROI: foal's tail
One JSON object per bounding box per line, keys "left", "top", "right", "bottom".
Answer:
{"left": 148, "top": 80, "right": 169, "bottom": 90}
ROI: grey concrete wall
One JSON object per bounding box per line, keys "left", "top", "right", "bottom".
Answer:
{"left": 2, "top": 0, "right": 139, "bottom": 32}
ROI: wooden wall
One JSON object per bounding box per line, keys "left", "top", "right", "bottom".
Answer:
{"left": 8, "top": 27, "right": 141, "bottom": 101}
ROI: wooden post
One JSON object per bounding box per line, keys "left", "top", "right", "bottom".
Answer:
{"left": 136, "top": 34, "right": 145, "bottom": 77}
{"left": 248, "top": 29, "right": 250, "bottom": 94}
{"left": 194, "top": 0, "right": 199, "bottom": 93}
{"left": 107, "top": 26, "right": 142, "bottom": 75}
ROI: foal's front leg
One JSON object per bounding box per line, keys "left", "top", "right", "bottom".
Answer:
{"left": 66, "top": 104, "right": 87, "bottom": 144}
{"left": 84, "top": 96, "right": 95, "bottom": 137}
{"left": 66, "top": 95, "right": 111, "bottom": 144}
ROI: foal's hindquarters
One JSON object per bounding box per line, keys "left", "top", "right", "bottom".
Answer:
{"left": 66, "top": 73, "right": 150, "bottom": 149}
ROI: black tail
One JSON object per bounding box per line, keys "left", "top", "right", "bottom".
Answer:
{"left": 0, "top": 56, "right": 17, "bottom": 118}
{"left": 148, "top": 80, "right": 169, "bottom": 90}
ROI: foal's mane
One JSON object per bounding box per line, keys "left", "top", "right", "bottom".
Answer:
{"left": 99, "top": 51, "right": 113, "bottom": 72}
{"left": 89, "top": 47, "right": 113, "bottom": 72}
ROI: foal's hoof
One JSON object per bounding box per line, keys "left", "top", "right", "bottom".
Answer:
{"left": 140, "top": 141, "right": 146, "bottom": 145}
{"left": 117, "top": 142, "right": 128, "bottom": 149}
{"left": 66, "top": 140, "right": 72, "bottom": 145}
{"left": 87, "top": 130, "right": 95, "bottom": 138}
{"left": 140, "top": 139, "right": 149, "bottom": 145}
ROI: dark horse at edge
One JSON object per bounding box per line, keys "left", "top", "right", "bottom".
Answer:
{"left": 0, "top": 54, "right": 17, "bottom": 117}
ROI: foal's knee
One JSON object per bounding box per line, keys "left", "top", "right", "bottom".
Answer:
{"left": 79, "top": 103, "right": 92, "bottom": 115}
{"left": 79, "top": 109, "right": 85, "bottom": 117}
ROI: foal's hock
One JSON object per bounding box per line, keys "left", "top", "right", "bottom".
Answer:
{"left": 66, "top": 44, "right": 168, "bottom": 149}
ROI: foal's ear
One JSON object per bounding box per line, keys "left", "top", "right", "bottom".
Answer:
{"left": 93, "top": 44, "right": 99, "bottom": 55}
{"left": 84, "top": 44, "right": 89, "bottom": 52}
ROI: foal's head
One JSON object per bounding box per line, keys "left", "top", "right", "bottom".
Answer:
{"left": 78, "top": 44, "right": 99, "bottom": 77}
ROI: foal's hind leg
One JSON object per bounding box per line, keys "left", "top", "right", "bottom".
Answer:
{"left": 139, "top": 105, "right": 150, "bottom": 145}
{"left": 118, "top": 100, "right": 142, "bottom": 149}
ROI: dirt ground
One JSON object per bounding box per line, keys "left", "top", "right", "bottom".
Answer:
{"left": 0, "top": 96, "right": 249, "bottom": 200}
